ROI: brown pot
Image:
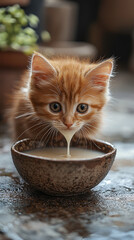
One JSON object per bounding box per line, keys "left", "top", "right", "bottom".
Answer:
{"left": 0, "top": 50, "right": 30, "bottom": 69}
{"left": 0, "top": 50, "right": 31, "bottom": 119}
{"left": 0, "top": 0, "right": 30, "bottom": 6}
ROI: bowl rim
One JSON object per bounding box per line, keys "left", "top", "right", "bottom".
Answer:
{"left": 11, "top": 138, "right": 117, "bottom": 163}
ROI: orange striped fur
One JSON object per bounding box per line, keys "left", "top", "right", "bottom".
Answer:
{"left": 10, "top": 53, "right": 114, "bottom": 142}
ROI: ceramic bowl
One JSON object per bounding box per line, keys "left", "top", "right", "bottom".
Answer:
{"left": 11, "top": 138, "right": 116, "bottom": 196}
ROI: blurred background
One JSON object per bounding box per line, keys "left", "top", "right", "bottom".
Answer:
{"left": 0, "top": 0, "right": 134, "bottom": 144}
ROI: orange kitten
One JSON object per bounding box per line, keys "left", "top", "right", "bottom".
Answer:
{"left": 10, "top": 53, "right": 114, "bottom": 143}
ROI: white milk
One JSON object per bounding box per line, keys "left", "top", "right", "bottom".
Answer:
{"left": 59, "top": 129, "right": 77, "bottom": 157}
{"left": 25, "top": 147, "right": 103, "bottom": 160}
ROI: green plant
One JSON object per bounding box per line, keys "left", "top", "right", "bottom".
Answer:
{"left": 0, "top": 4, "right": 39, "bottom": 54}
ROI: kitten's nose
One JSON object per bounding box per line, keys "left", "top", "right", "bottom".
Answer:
{"left": 64, "top": 123, "right": 73, "bottom": 129}
{"left": 63, "top": 116, "right": 73, "bottom": 129}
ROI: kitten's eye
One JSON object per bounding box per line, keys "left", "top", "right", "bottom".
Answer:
{"left": 77, "top": 103, "right": 88, "bottom": 113}
{"left": 49, "top": 102, "right": 62, "bottom": 113}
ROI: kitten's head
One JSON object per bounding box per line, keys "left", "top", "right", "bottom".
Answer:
{"left": 29, "top": 53, "right": 114, "bottom": 139}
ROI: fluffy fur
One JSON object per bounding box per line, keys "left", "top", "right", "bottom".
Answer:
{"left": 10, "top": 53, "right": 114, "bottom": 143}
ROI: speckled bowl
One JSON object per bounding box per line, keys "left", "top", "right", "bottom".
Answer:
{"left": 11, "top": 138, "right": 116, "bottom": 196}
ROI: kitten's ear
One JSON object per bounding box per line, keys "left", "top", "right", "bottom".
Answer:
{"left": 30, "top": 52, "right": 57, "bottom": 82}
{"left": 85, "top": 59, "right": 114, "bottom": 90}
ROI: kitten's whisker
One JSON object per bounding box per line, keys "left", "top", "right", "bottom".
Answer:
{"left": 85, "top": 123, "right": 99, "bottom": 131}
{"left": 28, "top": 123, "right": 47, "bottom": 140}
{"left": 55, "top": 128, "right": 58, "bottom": 142}
{"left": 38, "top": 129, "right": 50, "bottom": 146}
{"left": 83, "top": 125, "right": 98, "bottom": 137}
{"left": 34, "top": 124, "right": 50, "bottom": 141}
{"left": 79, "top": 128, "right": 88, "bottom": 148}
{"left": 81, "top": 124, "right": 95, "bottom": 139}
{"left": 47, "top": 127, "right": 56, "bottom": 143}
{"left": 41, "top": 128, "right": 54, "bottom": 147}
{"left": 75, "top": 133, "right": 81, "bottom": 145}
{"left": 15, "top": 112, "right": 35, "bottom": 119}
{"left": 90, "top": 139, "right": 102, "bottom": 150}
{"left": 84, "top": 123, "right": 106, "bottom": 138}
{"left": 50, "top": 128, "right": 57, "bottom": 146}
{"left": 39, "top": 125, "right": 53, "bottom": 145}
{"left": 15, "top": 121, "right": 45, "bottom": 141}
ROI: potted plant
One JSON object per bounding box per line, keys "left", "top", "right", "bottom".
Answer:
{"left": 0, "top": 4, "right": 40, "bottom": 118}
{"left": 0, "top": 4, "right": 39, "bottom": 68}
